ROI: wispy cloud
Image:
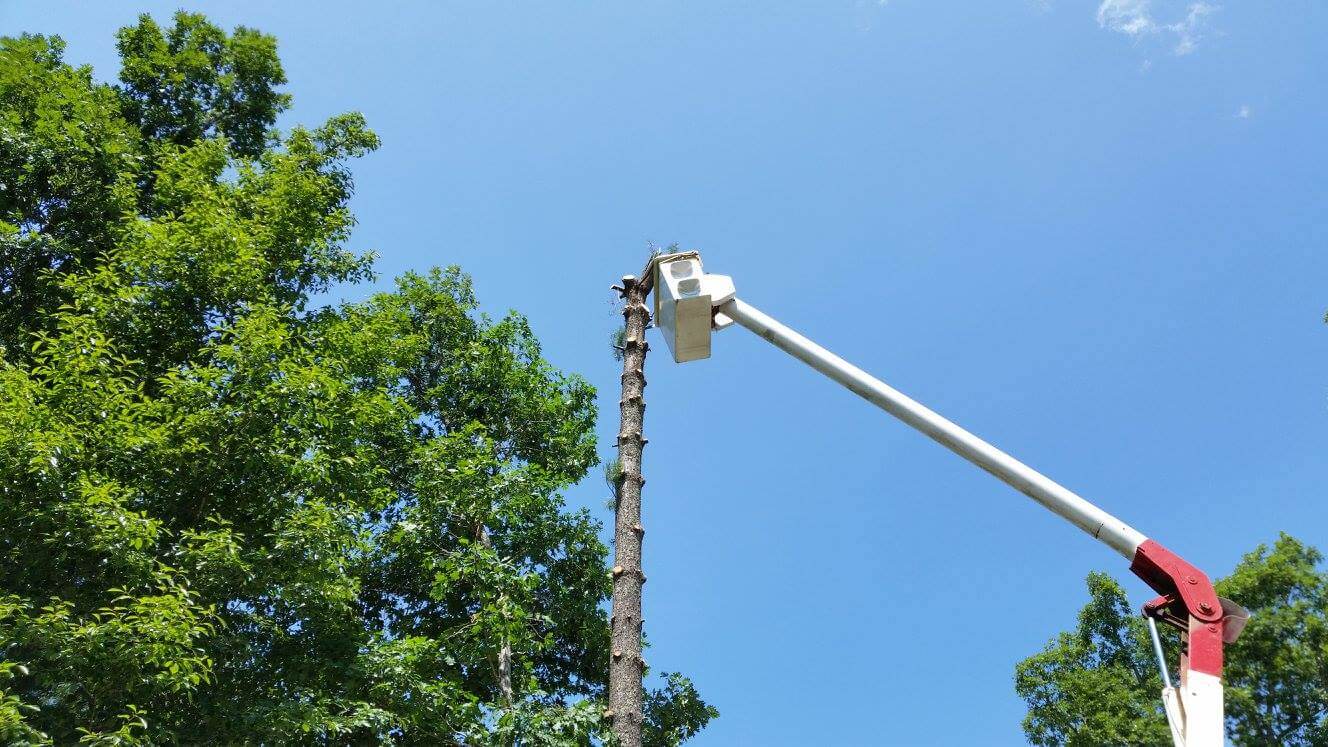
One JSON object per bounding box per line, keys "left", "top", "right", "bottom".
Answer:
{"left": 1098, "top": 0, "right": 1155, "bottom": 36}
{"left": 852, "top": 0, "right": 890, "bottom": 32}
{"left": 1236, "top": 104, "right": 1251, "bottom": 119}
{"left": 1171, "top": 3, "right": 1216, "bottom": 55}
{"left": 1096, "top": 1, "right": 1218, "bottom": 56}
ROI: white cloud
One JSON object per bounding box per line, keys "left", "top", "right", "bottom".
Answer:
{"left": 1170, "top": 3, "right": 1216, "bottom": 55}
{"left": 1096, "top": 1, "right": 1218, "bottom": 56}
{"left": 1236, "top": 105, "right": 1251, "bottom": 119}
{"left": 1097, "top": 0, "right": 1156, "bottom": 37}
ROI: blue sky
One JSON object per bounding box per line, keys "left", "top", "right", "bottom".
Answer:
{"left": 5, "top": 1, "right": 1325, "bottom": 743}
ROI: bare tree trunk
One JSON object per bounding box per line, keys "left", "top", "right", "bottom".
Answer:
{"left": 608, "top": 267, "right": 652, "bottom": 747}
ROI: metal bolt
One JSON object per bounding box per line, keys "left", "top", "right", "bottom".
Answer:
{"left": 1187, "top": 576, "right": 1198, "bottom": 585}
{"left": 1199, "top": 602, "right": 1213, "bottom": 614}
{"left": 1208, "top": 625, "right": 1219, "bottom": 633}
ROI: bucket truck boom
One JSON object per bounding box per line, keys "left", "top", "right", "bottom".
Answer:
{"left": 646, "top": 252, "right": 1247, "bottom": 747}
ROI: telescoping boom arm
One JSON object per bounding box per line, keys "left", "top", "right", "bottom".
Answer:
{"left": 646, "top": 252, "right": 1247, "bottom": 747}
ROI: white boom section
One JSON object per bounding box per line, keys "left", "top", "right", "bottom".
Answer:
{"left": 1179, "top": 672, "right": 1225, "bottom": 747}
{"left": 719, "top": 297, "right": 1148, "bottom": 560}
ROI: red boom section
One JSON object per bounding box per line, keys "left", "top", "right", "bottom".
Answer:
{"left": 1130, "top": 539, "right": 1224, "bottom": 676}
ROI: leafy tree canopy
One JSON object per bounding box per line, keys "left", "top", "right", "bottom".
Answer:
{"left": 0, "top": 12, "right": 714, "bottom": 745}
{"left": 1016, "top": 533, "right": 1328, "bottom": 746}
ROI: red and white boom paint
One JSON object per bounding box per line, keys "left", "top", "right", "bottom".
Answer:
{"left": 651, "top": 253, "right": 1247, "bottom": 747}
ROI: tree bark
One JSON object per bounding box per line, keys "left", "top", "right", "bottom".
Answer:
{"left": 608, "top": 267, "right": 652, "bottom": 747}
{"left": 477, "top": 523, "right": 514, "bottom": 707}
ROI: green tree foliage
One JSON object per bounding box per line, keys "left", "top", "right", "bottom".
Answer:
{"left": 0, "top": 12, "right": 714, "bottom": 745}
{"left": 642, "top": 673, "right": 720, "bottom": 747}
{"left": 1014, "top": 572, "right": 1174, "bottom": 747}
{"left": 1016, "top": 534, "right": 1328, "bottom": 746}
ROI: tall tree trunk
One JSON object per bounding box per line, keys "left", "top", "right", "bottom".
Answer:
{"left": 608, "top": 267, "right": 652, "bottom": 747}
{"left": 496, "top": 638, "right": 514, "bottom": 706}
{"left": 477, "top": 523, "right": 514, "bottom": 706}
